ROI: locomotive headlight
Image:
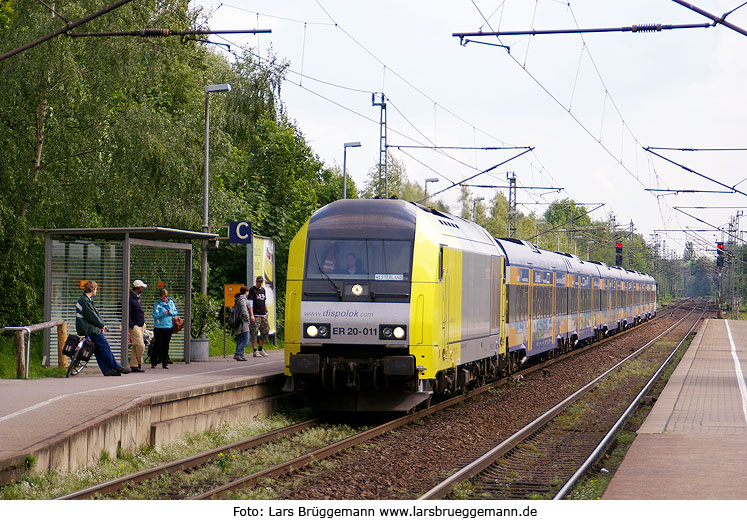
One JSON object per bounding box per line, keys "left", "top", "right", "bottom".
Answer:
{"left": 304, "top": 323, "right": 331, "bottom": 339}
{"left": 379, "top": 324, "right": 407, "bottom": 340}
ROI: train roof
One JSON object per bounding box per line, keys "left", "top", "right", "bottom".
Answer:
{"left": 504, "top": 239, "right": 560, "bottom": 269}
{"left": 308, "top": 199, "right": 418, "bottom": 239}
{"left": 414, "top": 203, "right": 500, "bottom": 250}
{"left": 495, "top": 238, "right": 655, "bottom": 282}
{"left": 307, "top": 200, "right": 655, "bottom": 283}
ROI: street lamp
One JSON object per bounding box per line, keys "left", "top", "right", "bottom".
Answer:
{"left": 424, "top": 177, "right": 439, "bottom": 201}
{"left": 472, "top": 197, "right": 485, "bottom": 222}
{"left": 202, "top": 83, "right": 232, "bottom": 300}
{"left": 342, "top": 141, "right": 361, "bottom": 199}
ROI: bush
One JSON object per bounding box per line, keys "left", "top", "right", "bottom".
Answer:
{"left": 190, "top": 293, "right": 221, "bottom": 339}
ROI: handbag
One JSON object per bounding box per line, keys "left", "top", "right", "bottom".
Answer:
{"left": 172, "top": 316, "right": 184, "bottom": 332}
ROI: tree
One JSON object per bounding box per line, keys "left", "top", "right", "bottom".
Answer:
{"left": 544, "top": 199, "right": 591, "bottom": 229}
{"left": 361, "top": 152, "right": 409, "bottom": 199}
{"left": 0, "top": 2, "right": 341, "bottom": 337}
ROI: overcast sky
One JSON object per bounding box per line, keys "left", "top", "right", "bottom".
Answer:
{"left": 192, "top": 1, "right": 747, "bottom": 258}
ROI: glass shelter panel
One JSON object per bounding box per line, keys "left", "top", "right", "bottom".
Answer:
{"left": 49, "top": 240, "right": 123, "bottom": 367}
{"left": 130, "top": 245, "right": 188, "bottom": 361}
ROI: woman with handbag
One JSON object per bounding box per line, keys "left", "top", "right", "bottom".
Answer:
{"left": 152, "top": 288, "right": 179, "bottom": 369}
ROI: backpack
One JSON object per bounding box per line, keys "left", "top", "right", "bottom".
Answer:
{"left": 227, "top": 303, "right": 242, "bottom": 329}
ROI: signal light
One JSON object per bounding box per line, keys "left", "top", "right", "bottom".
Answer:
{"left": 717, "top": 242, "right": 724, "bottom": 267}
{"left": 615, "top": 242, "right": 623, "bottom": 266}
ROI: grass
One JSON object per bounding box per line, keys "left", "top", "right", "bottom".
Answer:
{"left": 0, "top": 334, "right": 66, "bottom": 379}
{"left": 0, "top": 406, "right": 315, "bottom": 500}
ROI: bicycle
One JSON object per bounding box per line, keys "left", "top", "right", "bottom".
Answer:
{"left": 63, "top": 329, "right": 154, "bottom": 377}
{"left": 63, "top": 335, "right": 96, "bottom": 378}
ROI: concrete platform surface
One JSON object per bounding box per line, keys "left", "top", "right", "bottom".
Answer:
{"left": 604, "top": 318, "right": 747, "bottom": 499}
{"left": 0, "top": 351, "right": 285, "bottom": 462}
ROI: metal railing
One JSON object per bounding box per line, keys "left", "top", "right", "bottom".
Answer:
{"left": 1, "top": 320, "right": 66, "bottom": 379}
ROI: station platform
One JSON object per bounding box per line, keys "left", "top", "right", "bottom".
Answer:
{"left": 604, "top": 318, "right": 747, "bottom": 499}
{"left": 0, "top": 350, "right": 286, "bottom": 485}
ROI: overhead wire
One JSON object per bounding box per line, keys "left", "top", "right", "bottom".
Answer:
{"left": 215, "top": 34, "right": 518, "bottom": 180}
{"left": 209, "top": 2, "right": 594, "bottom": 217}
{"left": 310, "top": 0, "right": 573, "bottom": 194}
{"left": 465, "top": 0, "right": 696, "bottom": 254}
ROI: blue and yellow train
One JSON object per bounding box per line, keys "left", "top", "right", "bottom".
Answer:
{"left": 284, "top": 199, "right": 656, "bottom": 411}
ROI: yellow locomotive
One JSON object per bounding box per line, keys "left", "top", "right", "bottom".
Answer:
{"left": 284, "top": 199, "right": 656, "bottom": 411}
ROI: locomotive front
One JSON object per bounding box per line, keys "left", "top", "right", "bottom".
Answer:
{"left": 284, "top": 200, "right": 424, "bottom": 411}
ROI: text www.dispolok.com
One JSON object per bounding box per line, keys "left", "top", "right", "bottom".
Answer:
{"left": 304, "top": 309, "right": 375, "bottom": 319}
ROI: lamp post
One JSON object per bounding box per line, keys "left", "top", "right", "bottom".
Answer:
{"left": 201, "top": 83, "right": 232, "bottom": 302}
{"left": 424, "top": 177, "right": 438, "bottom": 201}
{"left": 472, "top": 196, "right": 485, "bottom": 222}
{"left": 342, "top": 141, "right": 361, "bottom": 199}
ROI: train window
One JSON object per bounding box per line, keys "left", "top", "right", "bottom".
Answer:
{"left": 556, "top": 285, "right": 568, "bottom": 315}
{"left": 508, "top": 285, "right": 517, "bottom": 322}
{"left": 305, "top": 239, "right": 413, "bottom": 281}
{"left": 533, "top": 286, "right": 549, "bottom": 318}
{"left": 570, "top": 282, "right": 578, "bottom": 313}
{"left": 510, "top": 284, "right": 529, "bottom": 322}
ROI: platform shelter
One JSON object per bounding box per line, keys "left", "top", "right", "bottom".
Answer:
{"left": 31, "top": 227, "right": 217, "bottom": 367}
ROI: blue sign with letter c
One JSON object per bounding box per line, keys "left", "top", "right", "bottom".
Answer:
{"left": 229, "top": 221, "right": 252, "bottom": 244}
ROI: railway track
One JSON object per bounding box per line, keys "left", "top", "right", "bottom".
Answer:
{"left": 195, "top": 305, "right": 697, "bottom": 499}
{"left": 56, "top": 300, "right": 695, "bottom": 500}
{"left": 419, "top": 299, "right": 709, "bottom": 500}
{"left": 55, "top": 419, "right": 320, "bottom": 500}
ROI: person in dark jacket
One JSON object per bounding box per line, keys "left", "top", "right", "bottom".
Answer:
{"left": 151, "top": 288, "right": 178, "bottom": 369}
{"left": 248, "top": 276, "right": 269, "bottom": 357}
{"left": 231, "top": 286, "right": 252, "bottom": 361}
{"left": 128, "top": 279, "right": 147, "bottom": 372}
{"left": 75, "top": 280, "right": 130, "bottom": 376}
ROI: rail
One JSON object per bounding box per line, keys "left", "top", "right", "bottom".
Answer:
{"left": 1, "top": 320, "right": 66, "bottom": 379}
{"left": 552, "top": 304, "right": 705, "bottom": 499}
{"left": 418, "top": 300, "right": 701, "bottom": 500}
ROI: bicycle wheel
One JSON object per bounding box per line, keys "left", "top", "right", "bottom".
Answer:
{"left": 66, "top": 346, "right": 88, "bottom": 377}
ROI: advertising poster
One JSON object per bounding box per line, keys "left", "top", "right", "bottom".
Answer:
{"left": 252, "top": 236, "right": 276, "bottom": 336}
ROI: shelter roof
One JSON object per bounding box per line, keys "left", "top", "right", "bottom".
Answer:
{"left": 30, "top": 227, "right": 218, "bottom": 241}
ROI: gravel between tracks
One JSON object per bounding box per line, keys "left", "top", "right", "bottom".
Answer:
{"left": 261, "top": 311, "right": 690, "bottom": 500}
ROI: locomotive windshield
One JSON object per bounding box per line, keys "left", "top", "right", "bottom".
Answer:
{"left": 306, "top": 239, "right": 412, "bottom": 281}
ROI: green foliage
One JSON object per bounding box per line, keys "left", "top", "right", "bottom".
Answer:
{"left": 190, "top": 293, "right": 221, "bottom": 339}
{"left": 359, "top": 153, "right": 449, "bottom": 212}
{"left": 0, "top": 0, "right": 14, "bottom": 30}
{"left": 361, "top": 152, "right": 408, "bottom": 199}
{"left": 0, "top": 3, "right": 343, "bottom": 340}
{"left": 544, "top": 199, "right": 591, "bottom": 229}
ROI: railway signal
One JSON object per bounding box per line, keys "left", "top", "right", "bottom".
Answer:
{"left": 615, "top": 242, "right": 623, "bottom": 266}
{"left": 716, "top": 242, "right": 724, "bottom": 267}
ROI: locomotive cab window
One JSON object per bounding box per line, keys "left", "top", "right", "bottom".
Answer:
{"left": 306, "top": 239, "right": 413, "bottom": 281}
